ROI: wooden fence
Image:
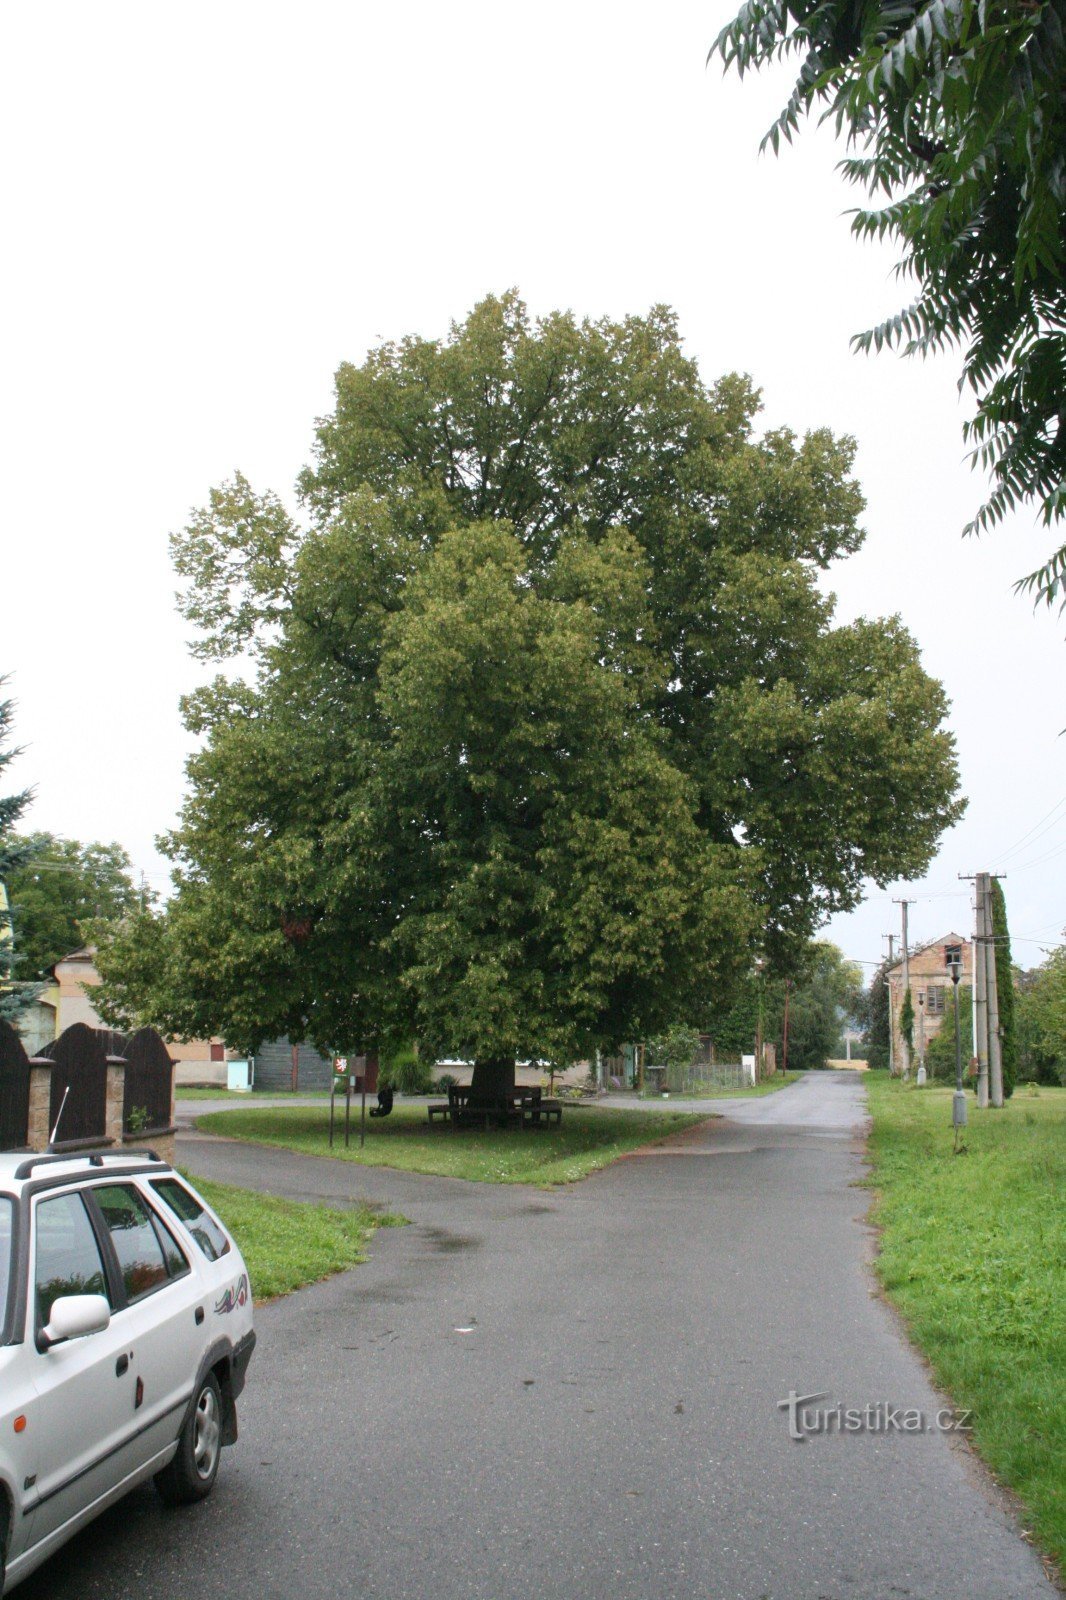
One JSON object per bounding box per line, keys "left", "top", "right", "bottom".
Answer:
{"left": 0, "top": 1020, "right": 31, "bottom": 1151}
{"left": 118, "top": 1027, "right": 175, "bottom": 1134}
{"left": 39, "top": 1022, "right": 109, "bottom": 1147}
{"left": 0, "top": 1022, "right": 175, "bottom": 1156}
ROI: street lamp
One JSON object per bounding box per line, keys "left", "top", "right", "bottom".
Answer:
{"left": 916, "top": 989, "right": 926, "bottom": 1086}
{"left": 946, "top": 945, "right": 966, "bottom": 1151}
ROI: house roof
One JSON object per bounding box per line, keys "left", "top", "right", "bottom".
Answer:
{"left": 886, "top": 933, "right": 970, "bottom": 973}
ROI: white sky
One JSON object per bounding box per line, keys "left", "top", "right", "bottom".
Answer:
{"left": 2, "top": 1, "right": 1062, "bottom": 985}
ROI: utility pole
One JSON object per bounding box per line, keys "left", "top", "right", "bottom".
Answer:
{"left": 884, "top": 933, "right": 896, "bottom": 1076}
{"left": 894, "top": 900, "right": 914, "bottom": 1077}
{"left": 960, "top": 872, "right": 1007, "bottom": 1108}
{"left": 973, "top": 874, "right": 990, "bottom": 1108}
{"left": 986, "top": 877, "right": 1004, "bottom": 1108}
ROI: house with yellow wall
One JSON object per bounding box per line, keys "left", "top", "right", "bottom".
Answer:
{"left": 886, "top": 932, "right": 973, "bottom": 1072}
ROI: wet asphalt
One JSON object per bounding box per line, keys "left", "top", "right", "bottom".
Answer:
{"left": 20, "top": 1073, "right": 1057, "bottom": 1600}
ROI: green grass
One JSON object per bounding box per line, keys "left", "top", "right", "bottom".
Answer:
{"left": 865, "top": 1074, "right": 1066, "bottom": 1572}
{"left": 176, "top": 1087, "right": 247, "bottom": 1100}
{"left": 175, "top": 1087, "right": 331, "bottom": 1099}
{"left": 651, "top": 1070, "right": 804, "bottom": 1100}
{"left": 195, "top": 1102, "right": 708, "bottom": 1186}
{"left": 187, "top": 1173, "right": 404, "bottom": 1301}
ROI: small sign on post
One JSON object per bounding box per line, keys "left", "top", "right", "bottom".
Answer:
{"left": 330, "top": 1057, "right": 354, "bottom": 1149}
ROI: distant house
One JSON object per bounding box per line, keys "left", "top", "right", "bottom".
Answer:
{"left": 886, "top": 932, "right": 973, "bottom": 1071}
{"left": 38, "top": 947, "right": 229, "bottom": 1084}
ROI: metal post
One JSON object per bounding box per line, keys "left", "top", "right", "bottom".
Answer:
{"left": 329, "top": 1082, "right": 335, "bottom": 1149}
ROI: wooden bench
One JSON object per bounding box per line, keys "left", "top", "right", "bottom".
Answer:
{"left": 426, "top": 1084, "right": 563, "bottom": 1129}
{"left": 522, "top": 1091, "right": 562, "bottom": 1128}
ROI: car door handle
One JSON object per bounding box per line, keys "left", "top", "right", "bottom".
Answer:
{"left": 116, "top": 1354, "right": 129, "bottom": 1377}
{"left": 195, "top": 1306, "right": 205, "bottom": 1325}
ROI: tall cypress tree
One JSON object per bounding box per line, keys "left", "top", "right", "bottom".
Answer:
{"left": 991, "top": 878, "right": 1017, "bottom": 1100}
{"left": 864, "top": 960, "right": 891, "bottom": 1071}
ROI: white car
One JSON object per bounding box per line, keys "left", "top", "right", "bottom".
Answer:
{"left": 0, "top": 1148, "right": 255, "bottom": 1593}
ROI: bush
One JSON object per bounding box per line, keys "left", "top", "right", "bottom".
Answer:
{"left": 378, "top": 1045, "right": 434, "bottom": 1095}
{"left": 436, "top": 1071, "right": 459, "bottom": 1091}
{"left": 647, "top": 1024, "right": 700, "bottom": 1088}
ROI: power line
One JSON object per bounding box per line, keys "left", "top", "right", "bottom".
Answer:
{"left": 1004, "top": 837, "right": 1066, "bottom": 874}
{"left": 994, "top": 794, "right": 1066, "bottom": 864}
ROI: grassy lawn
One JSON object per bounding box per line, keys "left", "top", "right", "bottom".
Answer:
{"left": 175, "top": 1087, "right": 330, "bottom": 1100}
{"left": 865, "top": 1073, "right": 1065, "bottom": 1572}
{"left": 650, "top": 1070, "right": 804, "bottom": 1100}
{"left": 188, "top": 1173, "right": 404, "bottom": 1301}
{"left": 176, "top": 1087, "right": 247, "bottom": 1100}
{"left": 195, "top": 1102, "right": 708, "bottom": 1185}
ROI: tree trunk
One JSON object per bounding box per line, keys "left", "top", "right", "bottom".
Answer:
{"left": 470, "top": 1057, "right": 516, "bottom": 1100}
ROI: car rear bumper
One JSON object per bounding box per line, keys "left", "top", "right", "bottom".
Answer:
{"left": 231, "top": 1329, "right": 256, "bottom": 1399}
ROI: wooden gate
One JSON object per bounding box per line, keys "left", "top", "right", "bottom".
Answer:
{"left": 40, "top": 1023, "right": 108, "bottom": 1147}
{"left": 0, "top": 1020, "right": 31, "bottom": 1151}
{"left": 120, "top": 1028, "right": 174, "bottom": 1133}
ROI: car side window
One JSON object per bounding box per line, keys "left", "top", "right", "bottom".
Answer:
{"left": 34, "top": 1191, "right": 110, "bottom": 1331}
{"left": 149, "top": 1179, "right": 230, "bottom": 1262}
{"left": 0, "top": 1196, "right": 12, "bottom": 1323}
{"left": 92, "top": 1184, "right": 173, "bottom": 1304}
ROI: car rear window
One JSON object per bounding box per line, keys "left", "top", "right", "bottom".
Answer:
{"left": 92, "top": 1184, "right": 178, "bottom": 1303}
{"left": 0, "top": 1197, "right": 13, "bottom": 1323}
{"left": 149, "top": 1178, "right": 230, "bottom": 1262}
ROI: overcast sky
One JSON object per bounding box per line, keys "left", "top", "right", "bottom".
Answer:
{"left": 2, "top": 1, "right": 1062, "bottom": 985}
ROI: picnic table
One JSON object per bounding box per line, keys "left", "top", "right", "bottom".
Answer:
{"left": 427, "top": 1083, "right": 562, "bottom": 1130}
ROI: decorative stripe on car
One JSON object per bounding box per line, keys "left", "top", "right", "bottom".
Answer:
{"left": 214, "top": 1273, "right": 249, "bottom": 1316}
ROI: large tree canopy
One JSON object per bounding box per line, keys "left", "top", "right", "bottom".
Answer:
{"left": 710, "top": 0, "right": 1066, "bottom": 606}
{"left": 97, "top": 296, "right": 963, "bottom": 1075}
{"left": 5, "top": 833, "right": 139, "bottom": 978}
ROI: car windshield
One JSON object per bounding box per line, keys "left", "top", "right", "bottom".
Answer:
{"left": 0, "top": 1196, "right": 12, "bottom": 1321}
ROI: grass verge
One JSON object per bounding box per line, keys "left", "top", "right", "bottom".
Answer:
{"left": 650, "top": 1070, "right": 804, "bottom": 1100}
{"left": 865, "top": 1073, "right": 1065, "bottom": 1572}
{"left": 195, "top": 1103, "right": 707, "bottom": 1185}
{"left": 187, "top": 1173, "right": 404, "bottom": 1301}
{"left": 176, "top": 1087, "right": 331, "bottom": 1100}
{"left": 176, "top": 1088, "right": 246, "bottom": 1100}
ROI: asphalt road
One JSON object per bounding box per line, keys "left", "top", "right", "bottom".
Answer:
{"left": 22, "top": 1074, "right": 1056, "bottom": 1600}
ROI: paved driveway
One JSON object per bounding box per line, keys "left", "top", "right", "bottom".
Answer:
{"left": 21, "top": 1074, "right": 1056, "bottom": 1600}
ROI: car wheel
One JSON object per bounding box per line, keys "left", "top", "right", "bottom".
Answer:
{"left": 155, "top": 1370, "right": 224, "bottom": 1506}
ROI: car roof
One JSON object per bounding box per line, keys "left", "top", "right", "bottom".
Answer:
{"left": 0, "top": 1149, "right": 171, "bottom": 1195}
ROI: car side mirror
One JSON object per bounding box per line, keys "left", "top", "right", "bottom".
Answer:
{"left": 41, "top": 1293, "right": 112, "bottom": 1349}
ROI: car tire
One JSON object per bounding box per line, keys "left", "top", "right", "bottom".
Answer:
{"left": 155, "top": 1370, "right": 224, "bottom": 1506}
